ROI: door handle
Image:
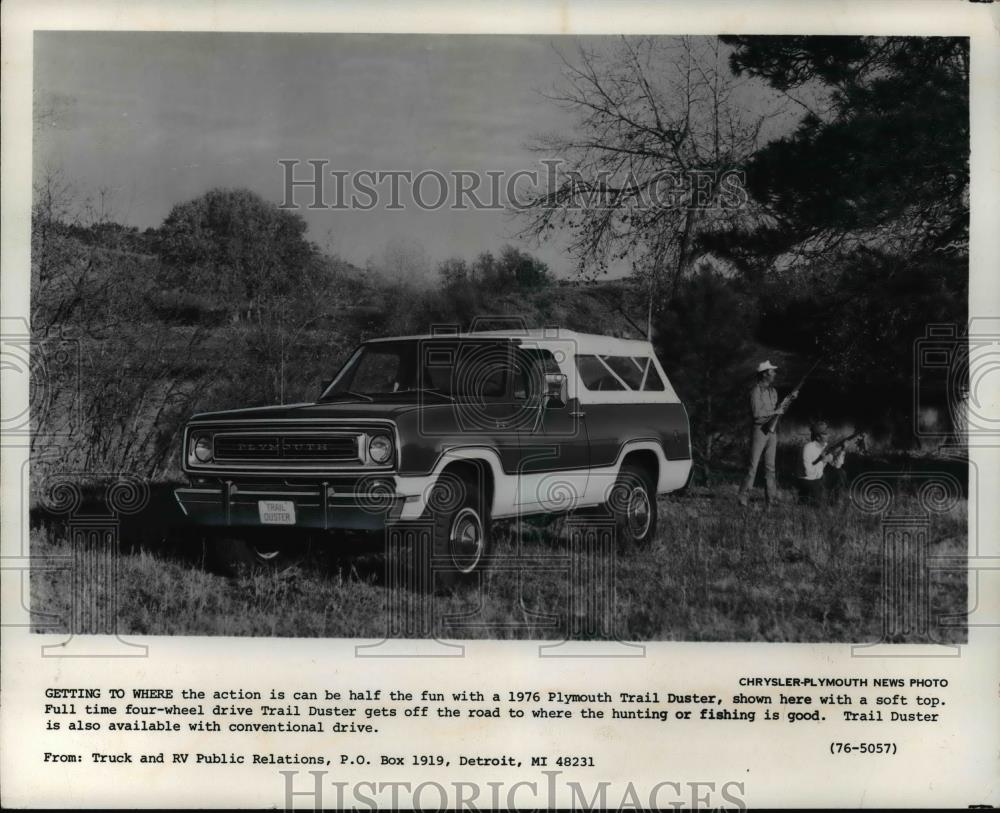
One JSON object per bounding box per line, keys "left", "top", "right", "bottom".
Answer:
{"left": 570, "top": 410, "right": 586, "bottom": 419}
{"left": 495, "top": 421, "right": 510, "bottom": 429}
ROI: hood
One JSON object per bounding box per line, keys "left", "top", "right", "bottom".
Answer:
{"left": 189, "top": 400, "right": 422, "bottom": 424}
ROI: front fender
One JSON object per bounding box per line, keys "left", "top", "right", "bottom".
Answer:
{"left": 394, "top": 447, "right": 508, "bottom": 520}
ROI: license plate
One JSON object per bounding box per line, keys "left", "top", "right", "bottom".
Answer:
{"left": 258, "top": 500, "right": 296, "bottom": 525}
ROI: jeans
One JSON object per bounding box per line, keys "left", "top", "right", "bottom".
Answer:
{"left": 738, "top": 424, "right": 777, "bottom": 503}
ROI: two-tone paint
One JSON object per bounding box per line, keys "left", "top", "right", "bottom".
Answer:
{"left": 174, "top": 330, "right": 692, "bottom": 530}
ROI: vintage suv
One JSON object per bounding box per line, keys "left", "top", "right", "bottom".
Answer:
{"left": 175, "top": 329, "right": 691, "bottom": 579}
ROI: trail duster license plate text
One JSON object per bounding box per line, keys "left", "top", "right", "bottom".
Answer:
{"left": 258, "top": 500, "right": 295, "bottom": 525}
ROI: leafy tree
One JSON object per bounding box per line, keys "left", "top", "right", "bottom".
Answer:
{"left": 438, "top": 257, "right": 471, "bottom": 288}
{"left": 498, "top": 245, "right": 551, "bottom": 290}
{"left": 29, "top": 173, "right": 221, "bottom": 476}
{"left": 442, "top": 246, "right": 552, "bottom": 298}
{"left": 158, "top": 188, "right": 314, "bottom": 321}
{"left": 715, "top": 36, "right": 969, "bottom": 262}
{"left": 470, "top": 251, "right": 501, "bottom": 291}
{"left": 652, "top": 266, "right": 756, "bottom": 476}
{"left": 705, "top": 36, "right": 969, "bottom": 449}
{"left": 758, "top": 248, "right": 967, "bottom": 446}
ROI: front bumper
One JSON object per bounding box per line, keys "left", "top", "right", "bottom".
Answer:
{"left": 174, "top": 480, "right": 411, "bottom": 532}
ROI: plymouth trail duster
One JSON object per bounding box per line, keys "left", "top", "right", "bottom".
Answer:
{"left": 176, "top": 329, "right": 691, "bottom": 580}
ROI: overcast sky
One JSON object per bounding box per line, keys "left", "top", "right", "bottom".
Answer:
{"left": 34, "top": 32, "right": 785, "bottom": 279}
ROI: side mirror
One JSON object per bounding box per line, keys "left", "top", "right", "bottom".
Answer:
{"left": 544, "top": 373, "right": 567, "bottom": 408}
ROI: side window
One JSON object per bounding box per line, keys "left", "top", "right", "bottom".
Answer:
{"left": 459, "top": 343, "right": 508, "bottom": 399}
{"left": 424, "top": 347, "right": 456, "bottom": 392}
{"left": 641, "top": 358, "right": 666, "bottom": 391}
{"left": 514, "top": 349, "right": 560, "bottom": 400}
{"left": 576, "top": 354, "right": 625, "bottom": 391}
{"left": 602, "top": 356, "right": 644, "bottom": 390}
{"left": 576, "top": 353, "right": 668, "bottom": 392}
{"left": 425, "top": 342, "right": 508, "bottom": 399}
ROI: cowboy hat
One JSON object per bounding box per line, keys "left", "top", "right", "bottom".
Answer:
{"left": 756, "top": 360, "right": 778, "bottom": 373}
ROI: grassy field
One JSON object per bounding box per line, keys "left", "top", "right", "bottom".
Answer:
{"left": 29, "top": 481, "right": 967, "bottom": 643}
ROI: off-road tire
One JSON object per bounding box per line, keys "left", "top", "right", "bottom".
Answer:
{"left": 401, "top": 470, "right": 493, "bottom": 593}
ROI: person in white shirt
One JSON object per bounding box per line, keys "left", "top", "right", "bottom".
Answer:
{"left": 797, "top": 420, "right": 846, "bottom": 506}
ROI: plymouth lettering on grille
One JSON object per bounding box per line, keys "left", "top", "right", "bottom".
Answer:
{"left": 237, "top": 441, "right": 278, "bottom": 453}
{"left": 284, "top": 441, "right": 335, "bottom": 452}
{"left": 213, "top": 433, "right": 359, "bottom": 461}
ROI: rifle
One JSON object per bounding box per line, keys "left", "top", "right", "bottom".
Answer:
{"left": 812, "top": 430, "right": 867, "bottom": 466}
{"left": 761, "top": 358, "right": 820, "bottom": 435}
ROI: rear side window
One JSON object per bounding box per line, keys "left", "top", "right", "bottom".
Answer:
{"left": 576, "top": 354, "right": 667, "bottom": 392}
{"left": 640, "top": 359, "right": 666, "bottom": 391}
{"left": 602, "top": 356, "right": 644, "bottom": 390}
{"left": 575, "top": 355, "right": 625, "bottom": 391}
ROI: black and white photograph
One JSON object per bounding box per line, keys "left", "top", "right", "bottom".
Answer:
{"left": 27, "top": 29, "right": 972, "bottom": 643}
{"left": 3, "top": 2, "right": 998, "bottom": 809}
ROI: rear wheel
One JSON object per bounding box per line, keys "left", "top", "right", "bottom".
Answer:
{"left": 609, "top": 462, "right": 658, "bottom": 548}
{"left": 444, "top": 504, "right": 488, "bottom": 576}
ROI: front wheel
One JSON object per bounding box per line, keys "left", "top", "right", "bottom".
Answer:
{"left": 404, "top": 470, "right": 492, "bottom": 592}
{"left": 609, "top": 462, "right": 658, "bottom": 548}
{"left": 208, "top": 534, "right": 293, "bottom": 575}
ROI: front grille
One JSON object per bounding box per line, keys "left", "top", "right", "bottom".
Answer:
{"left": 214, "top": 433, "right": 359, "bottom": 463}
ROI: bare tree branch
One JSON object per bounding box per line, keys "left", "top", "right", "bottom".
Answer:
{"left": 517, "top": 36, "right": 771, "bottom": 326}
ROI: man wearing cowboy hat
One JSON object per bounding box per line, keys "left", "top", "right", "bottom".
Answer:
{"left": 737, "top": 360, "right": 792, "bottom": 507}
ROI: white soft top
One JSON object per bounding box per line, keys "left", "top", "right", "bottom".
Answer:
{"left": 366, "top": 329, "right": 679, "bottom": 404}
{"left": 367, "top": 328, "right": 654, "bottom": 357}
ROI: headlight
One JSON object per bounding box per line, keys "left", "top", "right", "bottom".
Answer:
{"left": 367, "top": 434, "right": 394, "bottom": 465}
{"left": 192, "top": 434, "right": 213, "bottom": 463}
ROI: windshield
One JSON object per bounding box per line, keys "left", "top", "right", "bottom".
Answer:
{"left": 321, "top": 340, "right": 513, "bottom": 401}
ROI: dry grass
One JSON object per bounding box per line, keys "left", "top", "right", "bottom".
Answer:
{"left": 30, "top": 486, "right": 967, "bottom": 643}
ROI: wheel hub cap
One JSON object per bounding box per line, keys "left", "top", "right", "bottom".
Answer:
{"left": 252, "top": 544, "right": 282, "bottom": 561}
{"left": 450, "top": 507, "right": 484, "bottom": 573}
{"left": 626, "top": 487, "right": 651, "bottom": 539}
